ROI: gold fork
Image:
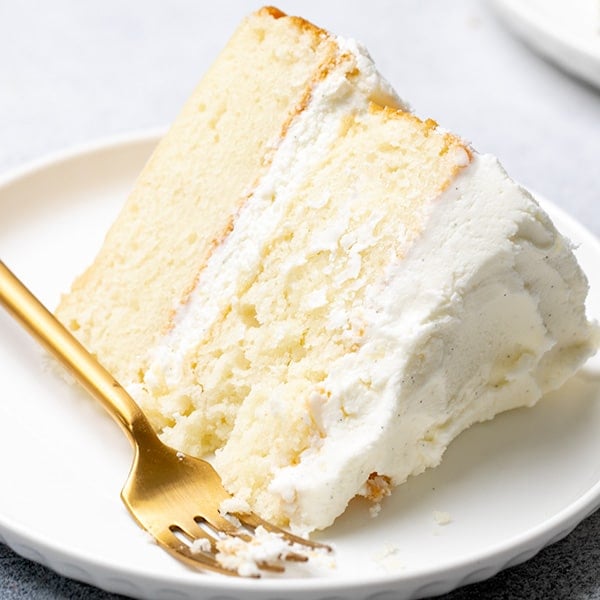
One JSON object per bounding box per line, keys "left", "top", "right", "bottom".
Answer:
{"left": 0, "top": 260, "right": 328, "bottom": 576}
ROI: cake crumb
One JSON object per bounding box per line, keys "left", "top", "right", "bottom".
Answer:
{"left": 190, "top": 537, "right": 212, "bottom": 554}
{"left": 433, "top": 510, "right": 452, "bottom": 525}
{"left": 218, "top": 496, "right": 253, "bottom": 528}
{"left": 219, "top": 496, "right": 252, "bottom": 515}
{"left": 373, "top": 542, "right": 403, "bottom": 571}
{"left": 212, "top": 525, "right": 333, "bottom": 577}
{"left": 364, "top": 472, "right": 392, "bottom": 517}
{"left": 215, "top": 526, "right": 302, "bottom": 577}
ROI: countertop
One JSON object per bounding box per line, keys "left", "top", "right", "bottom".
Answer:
{"left": 1, "top": 0, "right": 599, "bottom": 598}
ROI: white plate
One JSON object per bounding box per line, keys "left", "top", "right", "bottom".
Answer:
{"left": 492, "top": 0, "right": 600, "bottom": 89}
{"left": 1, "top": 132, "right": 600, "bottom": 600}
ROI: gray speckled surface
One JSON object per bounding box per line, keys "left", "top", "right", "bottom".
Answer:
{"left": 1, "top": 0, "right": 600, "bottom": 598}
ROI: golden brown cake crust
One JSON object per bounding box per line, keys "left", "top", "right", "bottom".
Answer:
{"left": 367, "top": 102, "right": 473, "bottom": 193}
{"left": 260, "top": 5, "right": 331, "bottom": 40}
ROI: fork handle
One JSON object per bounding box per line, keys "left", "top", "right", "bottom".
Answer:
{"left": 0, "top": 260, "right": 157, "bottom": 446}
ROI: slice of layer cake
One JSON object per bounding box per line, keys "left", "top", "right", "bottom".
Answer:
{"left": 56, "top": 7, "right": 598, "bottom": 533}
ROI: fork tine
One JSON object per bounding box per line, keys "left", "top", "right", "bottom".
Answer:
{"left": 193, "top": 515, "right": 298, "bottom": 571}
{"left": 236, "top": 512, "right": 331, "bottom": 551}
{"left": 198, "top": 511, "right": 244, "bottom": 536}
{"left": 171, "top": 521, "right": 218, "bottom": 553}
{"left": 255, "top": 561, "right": 285, "bottom": 573}
{"left": 153, "top": 528, "right": 244, "bottom": 577}
{"left": 163, "top": 524, "right": 289, "bottom": 576}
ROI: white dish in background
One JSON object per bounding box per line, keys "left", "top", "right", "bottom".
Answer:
{"left": 492, "top": 0, "right": 600, "bottom": 89}
{"left": 1, "top": 133, "right": 600, "bottom": 600}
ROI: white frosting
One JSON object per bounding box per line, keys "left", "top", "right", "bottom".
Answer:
{"left": 128, "top": 35, "right": 597, "bottom": 534}
{"left": 267, "top": 154, "right": 597, "bottom": 532}
{"left": 334, "top": 36, "right": 409, "bottom": 110}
